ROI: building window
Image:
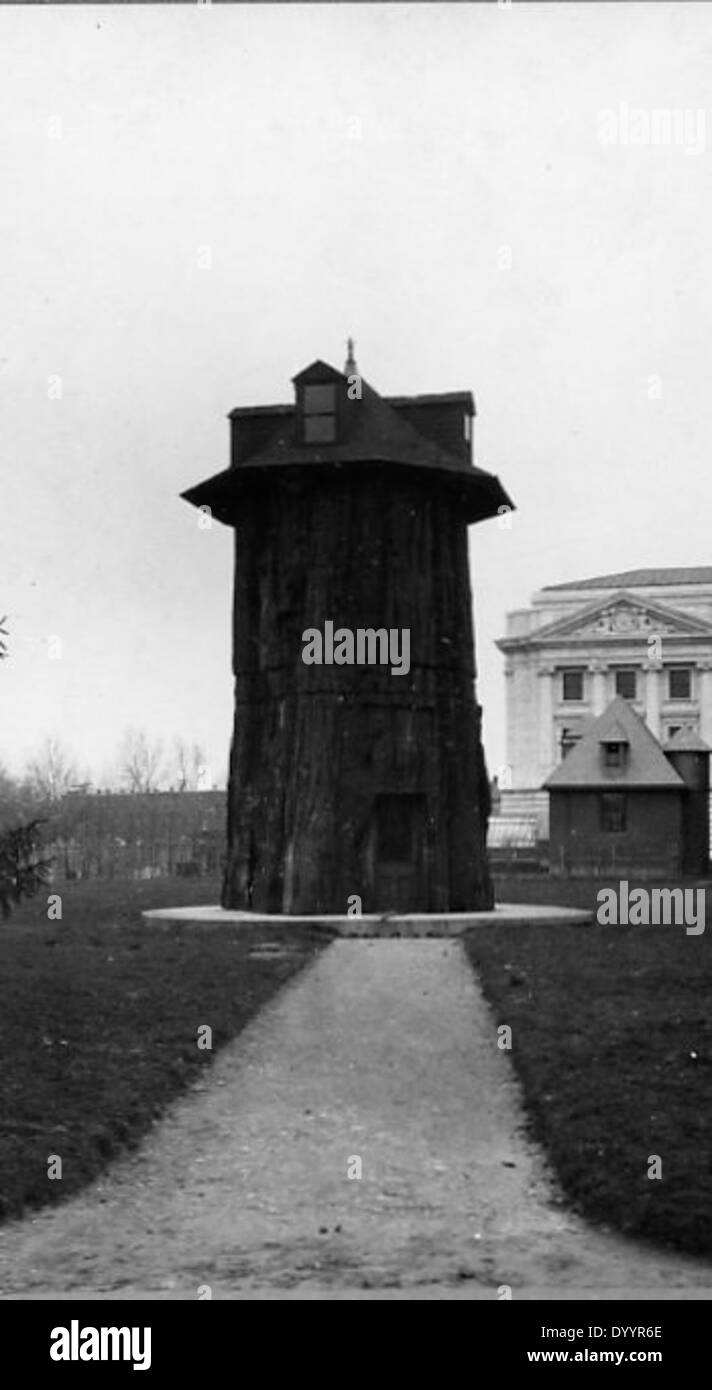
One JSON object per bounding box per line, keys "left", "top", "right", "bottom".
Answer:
{"left": 668, "top": 666, "right": 692, "bottom": 701}
{"left": 603, "top": 740, "right": 624, "bottom": 768}
{"left": 463, "top": 414, "right": 472, "bottom": 442}
{"left": 600, "top": 792, "right": 627, "bottom": 833}
{"left": 667, "top": 724, "right": 681, "bottom": 740}
{"left": 615, "top": 668, "right": 637, "bottom": 700}
{"left": 562, "top": 669, "right": 584, "bottom": 702}
{"left": 303, "top": 383, "right": 337, "bottom": 443}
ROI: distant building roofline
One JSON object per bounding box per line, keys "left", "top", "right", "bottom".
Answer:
{"left": 543, "top": 567, "right": 712, "bottom": 592}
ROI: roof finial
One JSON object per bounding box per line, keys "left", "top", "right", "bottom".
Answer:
{"left": 344, "top": 337, "right": 357, "bottom": 375}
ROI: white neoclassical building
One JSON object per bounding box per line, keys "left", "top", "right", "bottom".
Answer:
{"left": 497, "top": 568, "right": 712, "bottom": 801}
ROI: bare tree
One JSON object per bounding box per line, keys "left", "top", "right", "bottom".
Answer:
{"left": 172, "top": 737, "right": 207, "bottom": 791}
{"left": 118, "top": 727, "right": 164, "bottom": 793}
{"left": 26, "top": 736, "right": 78, "bottom": 804}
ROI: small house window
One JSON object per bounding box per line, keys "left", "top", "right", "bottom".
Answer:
{"left": 615, "top": 669, "right": 637, "bottom": 700}
{"left": 600, "top": 792, "right": 627, "bottom": 833}
{"left": 668, "top": 666, "right": 692, "bottom": 700}
{"left": 303, "top": 383, "right": 337, "bottom": 443}
{"left": 562, "top": 669, "right": 584, "bottom": 702}
{"left": 603, "top": 740, "right": 624, "bottom": 768}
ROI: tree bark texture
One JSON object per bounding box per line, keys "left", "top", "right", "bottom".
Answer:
{"left": 222, "top": 465, "right": 494, "bottom": 913}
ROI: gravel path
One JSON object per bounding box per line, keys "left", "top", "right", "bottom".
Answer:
{"left": 1, "top": 940, "right": 710, "bottom": 1300}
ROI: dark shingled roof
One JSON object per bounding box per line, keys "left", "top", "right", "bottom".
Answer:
{"left": 544, "top": 568, "right": 712, "bottom": 592}
{"left": 386, "top": 391, "right": 475, "bottom": 409}
{"left": 544, "top": 696, "right": 685, "bottom": 790}
{"left": 182, "top": 359, "right": 513, "bottom": 528}
{"left": 242, "top": 376, "right": 470, "bottom": 474}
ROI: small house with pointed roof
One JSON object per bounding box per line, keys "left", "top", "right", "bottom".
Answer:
{"left": 544, "top": 696, "right": 710, "bottom": 875}
{"left": 497, "top": 569, "right": 712, "bottom": 833}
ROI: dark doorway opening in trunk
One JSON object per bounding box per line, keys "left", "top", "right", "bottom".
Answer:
{"left": 373, "top": 792, "right": 427, "bottom": 911}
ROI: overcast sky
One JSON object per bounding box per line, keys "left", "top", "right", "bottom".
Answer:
{"left": 2, "top": 2, "right": 712, "bottom": 786}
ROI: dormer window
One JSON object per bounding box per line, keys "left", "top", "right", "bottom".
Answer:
{"left": 603, "top": 740, "right": 623, "bottom": 768}
{"left": 303, "top": 383, "right": 337, "bottom": 443}
{"left": 600, "top": 723, "right": 629, "bottom": 770}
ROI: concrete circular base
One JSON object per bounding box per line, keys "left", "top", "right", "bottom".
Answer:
{"left": 141, "top": 903, "right": 593, "bottom": 935}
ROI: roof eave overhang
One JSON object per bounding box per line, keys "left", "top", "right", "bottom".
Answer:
{"left": 547, "top": 781, "right": 683, "bottom": 790}
{"left": 181, "top": 460, "right": 514, "bottom": 528}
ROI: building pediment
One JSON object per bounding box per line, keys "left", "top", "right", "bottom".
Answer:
{"left": 499, "top": 591, "right": 712, "bottom": 651}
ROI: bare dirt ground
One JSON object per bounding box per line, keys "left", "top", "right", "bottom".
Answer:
{"left": 1, "top": 939, "right": 711, "bottom": 1301}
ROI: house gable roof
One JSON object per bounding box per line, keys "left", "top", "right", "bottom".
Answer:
{"left": 292, "top": 359, "right": 346, "bottom": 386}
{"left": 544, "top": 696, "right": 685, "bottom": 789}
{"left": 244, "top": 371, "right": 472, "bottom": 473}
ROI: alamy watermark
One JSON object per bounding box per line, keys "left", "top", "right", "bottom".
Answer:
{"left": 597, "top": 102, "right": 706, "bottom": 154}
{"left": 302, "top": 621, "right": 410, "bottom": 676}
{"left": 597, "top": 880, "right": 705, "bottom": 935}
{"left": 50, "top": 1322, "right": 151, "bottom": 1371}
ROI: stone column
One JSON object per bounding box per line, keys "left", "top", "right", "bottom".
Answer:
{"left": 537, "top": 665, "right": 556, "bottom": 778}
{"left": 698, "top": 660, "right": 712, "bottom": 745}
{"left": 643, "top": 659, "right": 663, "bottom": 741}
{"left": 589, "top": 660, "right": 609, "bottom": 716}
{"left": 500, "top": 661, "right": 515, "bottom": 790}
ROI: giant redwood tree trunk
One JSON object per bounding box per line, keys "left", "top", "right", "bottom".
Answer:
{"left": 222, "top": 465, "right": 494, "bottom": 914}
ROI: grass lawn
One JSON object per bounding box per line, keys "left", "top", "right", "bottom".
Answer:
{"left": 0, "top": 876, "right": 332, "bottom": 1224}
{"left": 465, "top": 876, "right": 712, "bottom": 1257}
